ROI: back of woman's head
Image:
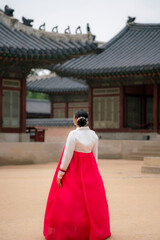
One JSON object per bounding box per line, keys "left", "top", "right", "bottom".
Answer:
{"left": 75, "top": 109, "right": 89, "bottom": 127}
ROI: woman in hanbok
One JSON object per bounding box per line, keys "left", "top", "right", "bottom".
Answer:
{"left": 43, "top": 109, "right": 111, "bottom": 240}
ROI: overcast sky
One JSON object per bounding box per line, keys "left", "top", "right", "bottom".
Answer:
{"left": 1, "top": 0, "right": 160, "bottom": 42}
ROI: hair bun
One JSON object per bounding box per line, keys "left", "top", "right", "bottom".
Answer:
{"left": 75, "top": 109, "right": 89, "bottom": 127}
{"left": 77, "top": 118, "right": 87, "bottom": 127}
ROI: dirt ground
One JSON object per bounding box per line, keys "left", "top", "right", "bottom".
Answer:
{"left": 0, "top": 159, "right": 160, "bottom": 240}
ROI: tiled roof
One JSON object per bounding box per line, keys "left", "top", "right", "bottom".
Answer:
{"left": 54, "top": 23, "right": 160, "bottom": 78}
{"left": 27, "top": 74, "right": 88, "bottom": 93}
{"left": 26, "top": 118, "right": 74, "bottom": 127}
{"left": 0, "top": 11, "right": 97, "bottom": 62}
{"left": 26, "top": 98, "right": 50, "bottom": 114}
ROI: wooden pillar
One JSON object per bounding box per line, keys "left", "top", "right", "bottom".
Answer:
{"left": 89, "top": 87, "right": 93, "bottom": 129}
{"left": 141, "top": 98, "right": 146, "bottom": 128}
{"left": 50, "top": 102, "right": 53, "bottom": 118}
{"left": 0, "top": 78, "right": 2, "bottom": 132}
{"left": 65, "top": 102, "right": 68, "bottom": 118}
{"left": 120, "top": 86, "right": 124, "bottom": 129}
{"left": 124, "top": 95, "right": 127, "bottom": 128}
{"left": 21, "top": 78, "right": 26, "bottom": 133}
{"left": 153, "top": 84, "right": 158, "bottom": 132}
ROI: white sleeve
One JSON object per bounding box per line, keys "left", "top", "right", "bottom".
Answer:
{"left": 57, "top": 131, "right": 76, "bottom": 179}
{"left": 92, "top": 137, "right": 98, "bottom": 163}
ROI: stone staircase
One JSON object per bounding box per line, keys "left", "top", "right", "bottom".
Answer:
{"left": 124, "top": 143, "right": 160, "bottom": 160}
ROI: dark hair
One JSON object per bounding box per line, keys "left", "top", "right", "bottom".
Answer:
{"left": 75, "top": 109, "right": 89, "bottom": 127}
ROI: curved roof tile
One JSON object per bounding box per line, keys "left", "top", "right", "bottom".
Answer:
{"left": 27, "top": 74, "right": 88, "bottom": 93}
{"left": 0, "top": 11, "right": 97, "bottom": 61}
{"left": 54, "top": 23, "right": 160, "bottom": 77}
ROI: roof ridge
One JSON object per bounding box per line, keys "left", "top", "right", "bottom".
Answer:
{"left": 99, "top": 22, "right": 160, "bottom": 51}
{"left": 0, "top": 11, "right": 94, "bottom": 42}
{"left": 129, "top": 22, "right": 160, "bottom": 28}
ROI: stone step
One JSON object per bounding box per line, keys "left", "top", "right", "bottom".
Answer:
{"left": 125, "top": 151, "right": 160, "bottom": 161}
{"left": 141, "top": 165, "right": 160, "bottom": 173}
{"left": 137, "top": 148, "right": 160, "bottom": 153}
{"left": 130, "top": 152, "right": 160, "bottom": 157}
{"left": 140, "top": 145, "right": 160, "bottom": 149}
{"left": 124, "top": 155, "right": 143, "bottom": 160}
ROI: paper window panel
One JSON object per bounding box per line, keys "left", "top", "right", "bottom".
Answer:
{"left": 68, "top": 102, "right": 89, "bottom": 118}
{"left": 54, "top": 109, "right": 65, "bottom": 118}
{"left": 68, "top": 108, "right": 77, "bottom": 118}
{"left": 93, "top": 96, "right": 120, "bottom": 129}
{"left": 3, "top": 90, "right": 20, "bottom": 128}
{"left": 53, "top": 103, "right": 66, "bottom": 118}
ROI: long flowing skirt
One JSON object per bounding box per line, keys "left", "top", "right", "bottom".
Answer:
{"left": 43, "top": 149, "right": 111, "bottom": 240}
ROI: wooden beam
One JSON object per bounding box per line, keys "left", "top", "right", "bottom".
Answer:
{"left": 153, "top": 84, "right": 158, "bottom": 132}
{"left": 65, "top": 102, "right": 68, "bottom": 118}
{"left": 50, "top": 102, "right": 53, "bottom": 118}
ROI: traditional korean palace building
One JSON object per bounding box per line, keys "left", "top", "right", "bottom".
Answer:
{"left": 27, "top": 73, "right": 89, "bottom": 119}
{"left": 54, "top": 20, "right": 160, "bottom": 137}
{"left": 0, "top": 7, "right": 97, "bottom": 141}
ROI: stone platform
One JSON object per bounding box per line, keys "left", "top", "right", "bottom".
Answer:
{"left": 141, "top": 157, "right": 160, "bottom": 174}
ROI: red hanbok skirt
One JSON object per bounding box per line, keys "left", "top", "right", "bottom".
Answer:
{"left": 43, "top": 149, "right": 111, "bottom": 240}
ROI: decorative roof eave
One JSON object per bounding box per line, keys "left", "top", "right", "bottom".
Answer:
{"left": 0, "top": 43, "right": 97, "bottom": 62}
{"left": 54, "top": 64, "right": 160, "bottom": 80}
{"left": 53, "top": 22, "right": 160, "bottom": 82}
{"left": 27, "top": 73, "right": 89, "bottom": 93}
{"left": 27, "top": 87, "right": 89, "bottom": 94}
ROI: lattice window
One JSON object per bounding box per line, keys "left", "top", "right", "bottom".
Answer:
{"left": 68, "top": 102, "right": 88, "bottom": 118}
{"left": 53, "top": 103, "right": 65, "bottom": 118}
{"left": 2, "top": 90, "right": 20, "bottom": 128}
{"left": 93, "top": 96, "right": 120, "bottom": 129}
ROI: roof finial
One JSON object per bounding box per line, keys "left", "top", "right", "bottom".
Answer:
{"left": 64, "top": 26, "right": 71, "bottom": 34}
{"left": 22, "top": 17, "right": 34, "bottom": 27}
{"left": 4, "top": 5, "right": 14, "bottom": 17}
{"left": 127, "top": 16, "right": 136, "bottom": 24}
{"left": 39, "top": 23, "right": 45, "bottom": 31}
{"left": 52, "top": 26, "right": 58, "bottom": 33}
{"left": 75, "top": 26, "right": 82, "bottom": 34}
{"left": 87, "top": 23, "right": 91, "bottom": 34}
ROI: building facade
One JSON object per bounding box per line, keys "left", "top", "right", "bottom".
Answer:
{"left": 27, "top": 74, "right": 89, "bottom": 119}
{"left": 0, "top": 8, "right": 97, "bottom": 141}
{"left": 55, "top": 21, "right": 160, "bottom": 137}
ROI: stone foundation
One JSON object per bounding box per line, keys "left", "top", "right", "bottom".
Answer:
{"left": 0, "top": 133, "right": 30, "bottom": 142}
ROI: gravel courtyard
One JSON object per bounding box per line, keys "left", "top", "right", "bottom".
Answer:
{"left": 0, "top": 159, "right": 160, "bottom": 240}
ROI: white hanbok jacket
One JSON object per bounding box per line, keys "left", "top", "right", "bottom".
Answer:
{"left": 57, "top": 126, "right": 98, "bottom": 179}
